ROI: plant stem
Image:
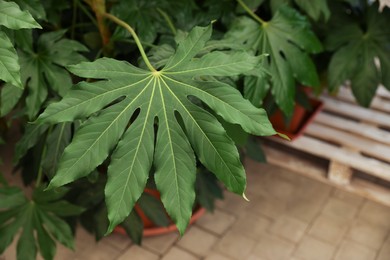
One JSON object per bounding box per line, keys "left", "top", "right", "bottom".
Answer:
{"left": 236, "top": 0, "right": 266, "bottom": 25}
{"left": 102, "top": 12, "right": 156, "bottom": 72}
{"left": 157, "top": 8, "right": 177, "bottom": 35}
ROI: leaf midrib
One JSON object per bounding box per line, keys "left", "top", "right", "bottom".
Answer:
{"left": 57, "top": 77, "right": 154, "bottom": 180}
{"left": 157, "top": 76, "right": 181, "bottom": 218}
{"left": 160, "top": 75, "right": 242, "bottom": 188}
{"left": 42, "top": 75, "right": 153, "bottom": 121}
{"left": 110, "top": 77, "right": 156, "bottom": 221}
{"left": 163, "top": 75, "right": 259, "bottom": 129}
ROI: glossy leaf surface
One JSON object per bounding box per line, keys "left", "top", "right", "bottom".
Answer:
{"left": 38, "top": 25, "right": 276, "bottom": 234}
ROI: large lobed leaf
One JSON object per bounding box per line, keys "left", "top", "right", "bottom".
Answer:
{"left": 226, "top": 5, "right": 322, "bottom": 116}
{"left": 326, "top": 4, "right": 390, "bottom": 106}
{"left": 0, "top": 186, "right": 83, "bottom": 260}
{"left": 0, "top": 30, "right": 88, "bottom": 119}
{"left": 0, "top": 0, "right": 41, "bottom": 30}
{"left": 37, "top": 25, "right": 276, "bottom": 235}
{"left": 0, "top": 31, "right": 23, "bottom": 88}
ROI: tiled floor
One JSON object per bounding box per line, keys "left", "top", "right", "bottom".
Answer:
{"left": 1, "top": 159, "right": 390, "bottom": 260}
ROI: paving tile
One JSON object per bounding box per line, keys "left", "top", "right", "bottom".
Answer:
{"left": 216, "top": 231, "right": 256, "bottom": 259}
{"left": 358, "top": 201, "right": 390, "bottom": 228}
{"left": 117, "top": 245, "right": 159, "bottom": 260}
{"left": 286, "top": 198, "right": 323, "bottom": 223}
{"left": 331, "top": 189, "right": 365, "bottom": 207}
{"left": 216, "top": 192, "right": 250, "bottom": 216}
{"left": 269, "top": 215, "right": 308, "bottom": 243}
{"left": 230, "top": 212, "right": 271, "bottom": 240}
{"left": 308, "top": 214, "right": 349, "bottom": 244}
{"left": 177, "top": 226, "right": 218, "bottom": 257}
{"left": 250, "top": 195, "right": 287, "bottom": 220}
{"left": 293, "top": 235, "right": 336, "bottom": 260}
{"left": 196, "top": 209, "right": 236, "bottom": 235}
{"left": 78, "top": 240, "right": 124, "bottom": 260}
{"left": 334, "top": 240, "right": 376, "bottom": 260}
{"left": 204, "top": 252, "right": 233, "bottom": 260}
{"left": 346, "top": 218, "right": 388, "bottom": 250}
{"left": 74, "top": 227, "right": 96, "bottom": 253}
{"left": 261, "top": 173, "right": 296, "bottom": 201}
{"left": 377, "top": 236, "right": 390, "bottom": 260}
{"left": 322, "top": 197, "right": 359, "bottom": 221}
{"left": 251, "top": 234, "right": 295, "bottom": 260}
{"left": 246, "top": 254, "right": 268, "bottom": 260}
{"left": 142, "top": 232, "right": 179, "bottom": 255}
{"left": 292, "top": 177, "right": 332, "bottom": 203}
{"left": 161, "top": 247, "right": 199, "bottom": 260}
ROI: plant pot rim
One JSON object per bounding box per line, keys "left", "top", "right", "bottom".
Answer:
{"left": 272, "top": 97, "right": 324, "bottom": 141}
{"left": 113, "top": 206, "right": 206, "bottom": 237}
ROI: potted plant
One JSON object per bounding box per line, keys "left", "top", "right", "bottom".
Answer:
{"left": 0, "top": 0, "right": 277, "bottom": 259}
{"left": 1, "top": 1, "right": 389, "bottom": 260}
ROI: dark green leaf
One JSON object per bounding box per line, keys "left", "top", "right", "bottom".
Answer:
{"left": 12, "top": 31, "right": 87, "bottom": 119}
{"left": 120, "top": 210, "right": 143, "bottom": 245}
{"left": 14, "top": 123, "right": 49, "bottom": 165}
{"left": 0, "top": 187, "right": 26, "bottom": 208}
{"left": 137, "top": 192, "right": 170, "bottom": 227}
{"left": 0, "top": 31, "right": 22, "bottom": 88}
{"left": 42, "top": 123, "right": 72, "bottom": 178}
{"left": 38, "top": 25, "right": 275, "bottom": 235}
{"left": 38, "top": 212, "right": 74, "bottom": 249}
{"left": 0, "top": 0, "right": 41, "bottom": 29}
{"left": 34, "top": 211, "right": 56, "bottom": 260}
{"left": 13, "top": 0, "right": 46, "bottom": 20}
{"left": 326, "top": 4, "right": 390, "bottom": 106}
{"left": 295, "top": 0, "right": 330, "bottom": 21}
{"left": 245, "top": 137, "right": 266, "bottom": 163}
{"left": 226, "top": 6, "right": 322, "bottom": 115}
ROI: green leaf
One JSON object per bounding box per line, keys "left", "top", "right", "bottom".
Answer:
{"left": 37, "top": 201, "right": 85, "bottom": 217}
{"left": 11, "top": 31, "right": 87, "bottom": 119}
{"left": 34, "top": 211, "right": 56, "bottom": 260}
{"left": 195, "top": 168, "right": 223, "bottom": 212}
{"left": 16, "top": 205, "right": 36, "bottom": 260}
{"left": 245, "top": 137, "right": 266, "bottom": 163}
{"left": 0, "top": 83, "right": 24, "bottom": 116}
{"left": 111, "top": 0, "right": 163, "bottom": 43}
{"left": 326, "top": 4, "right": 390, "bottom": 106}
{"left": 0, "top": 0, "right": 41, "bottom": 29}
{"left": 120, "top": 210, "right": 143, "bottom": 245}
{"left": 14, "top": 123, "right": 49, "bottom": 165}
{"left": 243, "top": 75, "right": 270, "bottom": 107}
{"left": 42, "top": 123, "right": 72, "bottom": 178}
{"left": 137, "top": 193, "right": 170, "bottom": 227}
{"left": 0, "top": 187, "right": 80, "bottom": 258}
{"left": 295, "top": 0, "right": 330, "bottom": 21}
{"left": 226, "top": 6, "right": 322, "bottom": 115}
{"left": 0, "top": 187, "right": 27, "bottom": 208}
{"left": 13, "top": 0, "right": 46, "bottom": 20}
{"left": 0, "top": 31, "right": 22, "bottom": 88}
{"left": 38, "top": 25, "right": 276, "bottom": 235}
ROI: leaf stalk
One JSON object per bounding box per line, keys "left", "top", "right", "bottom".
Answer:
{"left": 102, "top": 12, "right": 157, "bottom": 72}
{"left": 236, "top": 0, "right": 267, "bottom": 25}
{"left": 157, "top": 8, "right": 177, "bottom": 35}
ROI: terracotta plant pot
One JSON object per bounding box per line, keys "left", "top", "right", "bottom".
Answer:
{"left": 270, "top": 98, "right": 323, "bottom": 140}
{"left": 114, "top": 188, "right": 205, "bottom": 237}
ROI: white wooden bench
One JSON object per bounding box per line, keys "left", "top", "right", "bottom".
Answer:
{"left": 263, "top": 86, "right": 390, "bottom": 207}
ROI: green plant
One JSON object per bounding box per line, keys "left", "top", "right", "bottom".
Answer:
{"left": 0, "top": 1, "right": 389, "bottom": 259}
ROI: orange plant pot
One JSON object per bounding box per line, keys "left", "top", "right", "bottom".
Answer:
{"left": 114, "top": 188, "right": 205, "bottom": 237}
{"left": 270, "top": 98, "right": 323, "bottom": 140}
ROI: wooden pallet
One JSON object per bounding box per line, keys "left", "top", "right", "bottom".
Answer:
{"left": 264, "top": 86, "right": 390, "bottom": 207}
